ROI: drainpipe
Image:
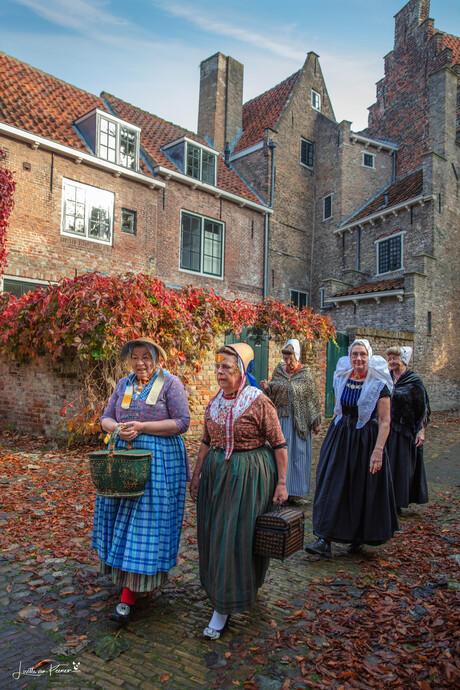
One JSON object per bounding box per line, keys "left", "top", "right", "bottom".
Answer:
{"left": 264, "top": 140, "right": 277, "bottom": 298}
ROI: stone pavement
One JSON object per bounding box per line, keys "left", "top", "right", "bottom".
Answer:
{"left": 0, "top": 410, "right": 458, "bottom": 689}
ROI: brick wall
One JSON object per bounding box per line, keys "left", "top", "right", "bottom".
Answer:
{"left": 1, "top": 135, "right": 266, "bottom": 303}
{"left": 0, "top": 337, "right": 328, "bottom": 438}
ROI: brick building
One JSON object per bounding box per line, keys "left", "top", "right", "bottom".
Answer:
{"left": 0, "top": 51, "right": 269, "bottom": 303}
{"left": 313, "top": 0, "right": 460, "bottom": 409}
{"left": 197, "top": 0, "right": 459, "bottom": 410}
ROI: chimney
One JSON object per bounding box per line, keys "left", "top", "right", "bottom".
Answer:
{"left": 197, "top": 53, "right": 243, "bottom": 152}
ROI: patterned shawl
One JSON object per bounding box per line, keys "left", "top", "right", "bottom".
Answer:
{"left": 268, "top": 362, "right": 321, "bottom": 440}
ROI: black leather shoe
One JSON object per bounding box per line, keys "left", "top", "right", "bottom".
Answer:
{"left": 110, "top": 602, "right": 136, "bottom": 624}
{"left": 305, "top": 538, "right": 332, "bottom": 558}
{"left": 347, "top": 542, "right": 364, "bottom": 554}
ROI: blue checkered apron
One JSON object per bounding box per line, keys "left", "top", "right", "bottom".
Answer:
{"left": 92, "top": 433, "right": 186, "bottom": 575}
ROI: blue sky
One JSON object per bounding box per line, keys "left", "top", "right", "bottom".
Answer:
{"left": 0, "top": 1, "right": 457, "bottom": 135}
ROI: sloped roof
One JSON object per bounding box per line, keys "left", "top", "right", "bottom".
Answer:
{"left": 0, "top": 51, "right": 108, "bottom": 151}
{"left": 440, "top": 31, "right": 460, "bottom": 65}
{"left": 334, "top": 277, "right": 404, "bottom": 297}
{"left": 343, "top": 169, "right": 424, "bottom": 226}
{"left": 103, "top": 93, "right": 262, "bottom": 203}
{"left": 233, "top": 71, "right": 301, "bottom": 154}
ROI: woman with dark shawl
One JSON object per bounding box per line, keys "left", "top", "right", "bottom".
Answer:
{"left": 386, "top": 346, "right": 430, "bottom": 512}
{"left": 260, "top": 338, "right": 321, "bottom": 502}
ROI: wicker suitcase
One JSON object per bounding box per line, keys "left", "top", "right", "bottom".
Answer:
{"left": 253, "top": 505, "right": 305, "bottom": 560}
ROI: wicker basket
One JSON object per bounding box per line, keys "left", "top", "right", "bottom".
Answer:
{"left": 88, "top": 428, "right": 152, "bottom": 497}
{"left": 253, "top": 505, "right": 305, "bottom": 560}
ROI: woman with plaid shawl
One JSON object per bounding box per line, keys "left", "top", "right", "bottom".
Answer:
{"left": 92, "top": 337, "right": 190, "bottom": 624}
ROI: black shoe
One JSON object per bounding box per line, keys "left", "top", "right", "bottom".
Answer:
{"left": 347, "top": 542, "right": 364, "bottom": 554}
{"left": 110, "top": 602, "right": 136, "bottom": 624}
{"left": 305, "top": 538, "right": 332, "bottom": 558}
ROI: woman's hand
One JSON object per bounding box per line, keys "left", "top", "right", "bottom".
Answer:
{"left": 415, "top": 428, "right": 425, "bottom": 447}
{"left": 369, "top": 448, "right": 383, "bottom": 474}
{"left": 118, "top": 421, "right": 144, "bottom": 441}
{"left": 312, "top": 423, "right": 322, "bottom": 435}
{"left": 189, "top": 474, "right": 200, "bottom": 502}
{"left": 260, "top": 379, "right": 269, "bottom": 393}
{"left": 273, "top": 481, "right": 288, "bottom": 504}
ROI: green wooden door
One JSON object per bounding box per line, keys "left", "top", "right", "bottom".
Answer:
{"left": 325, "top": 333, "right": 349, "bottom": 417}
{"left": 225, "top": 327, "right": 269, "bottom": 386}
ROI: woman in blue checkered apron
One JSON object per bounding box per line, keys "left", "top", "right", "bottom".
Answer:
{"left": 92, "top": 337, "right": 190, "bottom": 624}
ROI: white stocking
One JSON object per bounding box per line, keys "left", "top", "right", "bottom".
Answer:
{"left": 208, "top": 610, "right": 228, "bottom": 631}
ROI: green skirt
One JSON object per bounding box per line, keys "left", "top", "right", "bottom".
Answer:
{"left": 197, "top": 446, "right": 277, "bottom": 614}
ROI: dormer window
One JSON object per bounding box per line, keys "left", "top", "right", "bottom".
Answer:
{"left": 75, "top": 109, "right": 140, "bottom": 171}
{"left": 163, "top": 137, "right": 217, "bottom": 186}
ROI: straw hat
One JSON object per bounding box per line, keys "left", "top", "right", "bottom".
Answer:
{"left": 226, "top": 342, "right": 254, "bottom": 373}
{"left": 120, "top": 337, "right": 167, "bottom": 363}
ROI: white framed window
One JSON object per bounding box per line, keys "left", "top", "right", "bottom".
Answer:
{"left": 362, "top": 152, "right": 375, "bottom": 169}
{"left": 320, "top": 287, "right": 326, "bottom": 309}
{"left": 290, "top": 290, "right": 308, "bottom": 309}
{"left": 98, "top": 115, "right": 139, "bottom": 169}
{"left": 180, "top": 211, "right": 224, "bottom": 278}
{"left": 323, "top": 194, "right": 333, "bottom": 220}
{"left": 61, "top": 179, "right": 114, "bottom": 245}
{"left": 375, "top": 232, "right": 404, "bottom": 274}
{"left": 75, "top": 108, "right": 140, "bottom": 170}
{"left": 186, "top": 142, "right": 216, "bottom": 185}
{"left": 300, "top": 139, "right": 314, "bottom": 167}
{"left": 311, "top": 90, "right": 321, "bottom": 111}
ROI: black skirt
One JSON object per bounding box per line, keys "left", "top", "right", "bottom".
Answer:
{"left": 386, "top": 426, "right": 428, "bottom": 508}
{"left": 313, "top": 415, "right": 398, "bottom": 545}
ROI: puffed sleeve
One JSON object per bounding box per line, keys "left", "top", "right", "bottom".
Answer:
{"left": 100, "top": 378, "right": 127, "bottom": 424}
{"left": 164, "top": 375, "right": 191, "bottom": 434}
{"left": 256, "top": 395, "right": 286, "bottom": 448}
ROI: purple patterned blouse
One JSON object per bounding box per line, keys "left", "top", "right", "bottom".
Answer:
{"left": 101, "top": 372, "right": 190, "bottom": 435}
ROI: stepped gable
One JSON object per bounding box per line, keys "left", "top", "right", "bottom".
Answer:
{"left": 103, "top": 93, "right": 262, "bottom": 204}
{"left": 0, "top": 51, "right": 108, "bottom": 151}
{"left": 232, "top": 71, "right": 301, "bottom": 154}
{"left": 334, "top": 277, "right": 404, "bottom": 297}
{"left": 344, "top": 170, "right": 424, "bottom": 226}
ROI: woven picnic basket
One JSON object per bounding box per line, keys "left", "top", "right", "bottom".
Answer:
{"left": 88, "top": 428, "right": 152, "bottom": 498}
{"left": 253, "top": 504, "right": 305, "bottom": 560}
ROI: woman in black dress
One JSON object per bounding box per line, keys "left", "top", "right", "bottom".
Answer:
{"left": 386, "top": 346, "right": 429, "bottom": 512}
{"left": 306, "top": 339, "right": 398, "bottom": 557}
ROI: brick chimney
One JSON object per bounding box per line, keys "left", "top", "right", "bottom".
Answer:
{"left": 197, "top": 53, "right": 243, "bottom": 152}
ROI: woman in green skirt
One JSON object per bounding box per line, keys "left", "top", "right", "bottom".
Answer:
{"left": 190, "top": 343, "right": 288, "bottom": 639}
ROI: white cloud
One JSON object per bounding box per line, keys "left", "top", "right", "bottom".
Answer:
{"left": 152, "top": 0, "right": 305, "bottom": 62}
{"left": 12, "top": 0, "right": 129, "bottom": 31}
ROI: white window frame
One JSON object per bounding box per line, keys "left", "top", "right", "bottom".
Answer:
{"left": 290, "top": 289, "right": 308, "bottom": 309}
{"left": 186, "top": 142, "right": 217, "bottom": 185}
{"left": 362, "top": 152, "right": 376, "bottom": 169}
{"left": 179, "top": 211, "right": 224, "bottom": 279}
{"left": 323, "top": 193, "right": 333, "bottom": 221}
{"left": 311, "top": 90, "right": 321, "bottom": 111}
{"left": 1, "top": 275, "right": 50, "bottom": 296}
{"left": 375, "top": 231, "right": 405, "bottom": 275}
{"left": 97, "top": 112, "right": 140, "bottom": 170}
{"left": 320, "top": 287, "right": 326, "bottom": 309}
{"left": 61, "top": 178, "right": 114, "bottom": 246}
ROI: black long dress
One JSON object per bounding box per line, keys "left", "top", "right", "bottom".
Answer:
{"left": 312, "top": 380, "right": 398, "bottom": 545}
{"left": 386, "top": 369, "right": 429, "bottom": 508}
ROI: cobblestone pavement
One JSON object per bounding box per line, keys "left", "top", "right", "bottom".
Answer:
{"left": 0, "top": 410, "right": 458, "bottom": 689}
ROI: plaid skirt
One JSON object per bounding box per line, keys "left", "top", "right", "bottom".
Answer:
{"left": 92, "top": 434, "right": 186, "bottom": 586}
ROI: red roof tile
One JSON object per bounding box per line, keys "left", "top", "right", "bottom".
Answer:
{"left": 0, "top": 51, "right": 108, "bottom": 151}
{"left": 344, "top": 169, "right": 424, "bottom": 225}
{"left": 334, "top": 277, "right": 404, "bottom": 297}
{"left": 233, "top": 71, "right": 301, "bottom": 154}
{"left": 440, "top": 32, "right": 460, "bottom": 66}
{"left": 103, "top": 93, "right": 262, "bottom": 204}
